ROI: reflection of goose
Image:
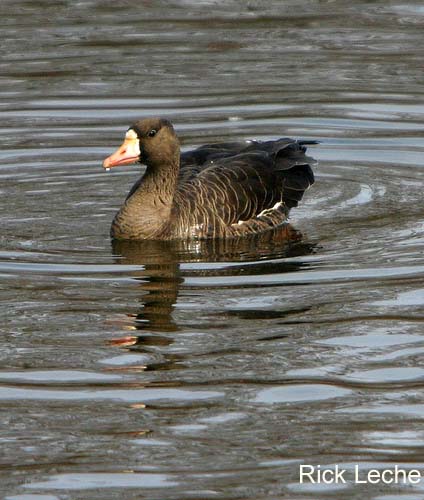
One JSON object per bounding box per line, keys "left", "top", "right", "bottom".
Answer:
{"left": 109, "top": 234, "right": 315, "bottom": 369}
{"left": 113, "top": 240, "right": 182, "bottom": 333}
{"left": 111, "top": 231, "right": 315, "bottom": 337}
{"left": 103, "top": 118, "right": 316, "bottom": 240}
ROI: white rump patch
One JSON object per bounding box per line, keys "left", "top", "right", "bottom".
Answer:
{"left": 257, "top": 201, "right": 283, "bottom": 217}
{"left": 231, "top": 202, "right": 284, "bottom": 227}
{"left": 231, "top": 219, "right": 246, "bottom": 227}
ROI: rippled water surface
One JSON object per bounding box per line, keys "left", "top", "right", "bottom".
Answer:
{"left": 1, "top": 1, "right": 424, "bottom": 499}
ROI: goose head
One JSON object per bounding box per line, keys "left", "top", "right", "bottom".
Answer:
{"left": 103, "top": 117, "right": 179, "bottom": 170}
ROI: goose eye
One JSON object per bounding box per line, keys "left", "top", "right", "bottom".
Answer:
{"left": 148, "top": 129, "right": 157, "bottom": 137}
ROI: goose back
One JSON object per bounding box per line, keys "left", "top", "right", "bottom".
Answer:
{"left": 161, "top": 138, "right": 316, "bottom": 239}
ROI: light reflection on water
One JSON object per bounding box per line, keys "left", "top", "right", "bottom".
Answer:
{"left": 1, "top": 0, "right": 424, "bottom": 499}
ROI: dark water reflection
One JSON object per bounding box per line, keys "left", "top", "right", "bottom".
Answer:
{"left": 1, "top": 0, "right": 424, "bottom": 499}
{"left": 111, "top": 227, "right": 311, "bottom": 340}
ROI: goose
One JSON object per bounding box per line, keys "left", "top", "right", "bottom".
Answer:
{"left": 103, "top": 117, "right": 316, "bottom": 240}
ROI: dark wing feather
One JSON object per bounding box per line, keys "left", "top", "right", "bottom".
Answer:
{"left": 178, "top": 142, "right": 251, "bottom": 183}
{"left": 171, "top": 138, "right": 315, "bottom": 237}
{"left": 126, "top": 142, "right": 250, "bottom": 200}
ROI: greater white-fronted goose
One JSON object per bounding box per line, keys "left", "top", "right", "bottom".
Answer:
{"left": 103, "top": 118, "right": 316, "bottom": 240}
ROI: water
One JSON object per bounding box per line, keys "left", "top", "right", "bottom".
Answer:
{"left": 1, "top": 1, "right": 424, "bottom": 499}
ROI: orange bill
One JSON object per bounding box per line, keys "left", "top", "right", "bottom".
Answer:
{"left": 103, "top": 129, "right": 140, "bottom": 169}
